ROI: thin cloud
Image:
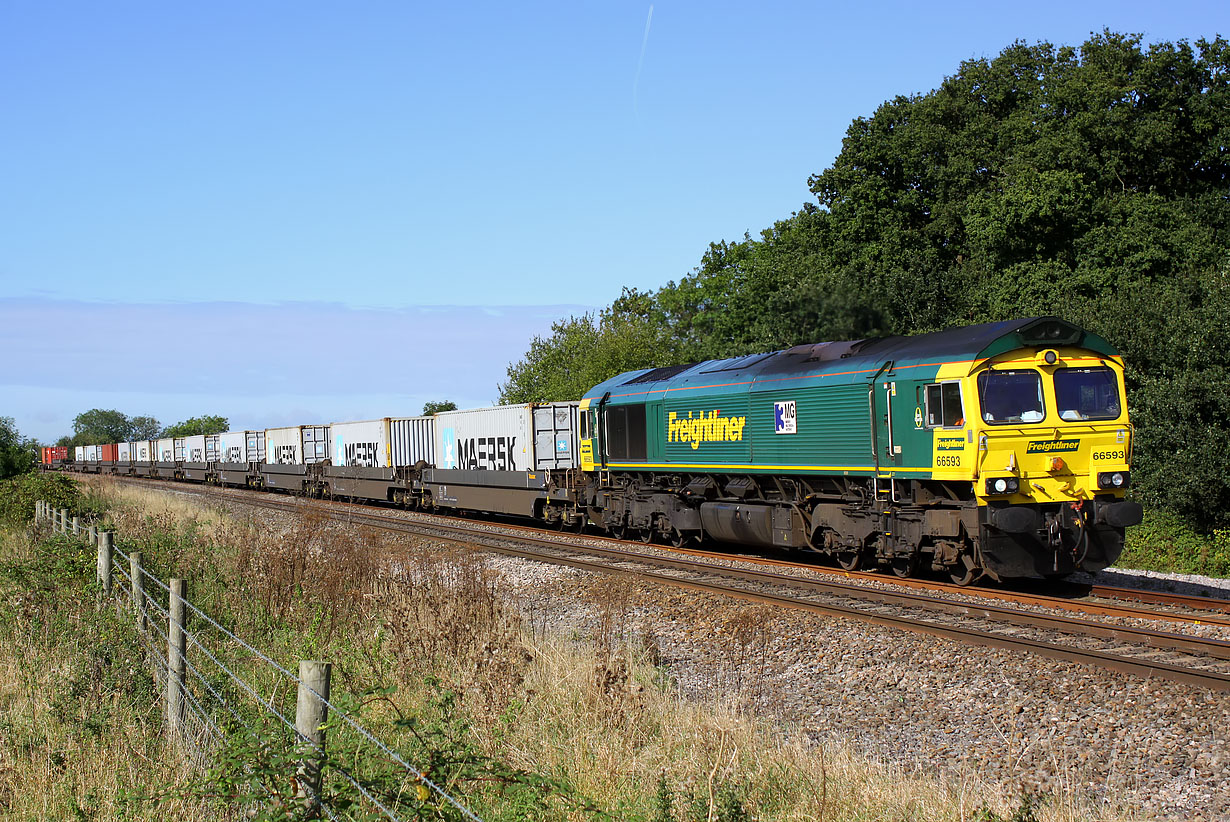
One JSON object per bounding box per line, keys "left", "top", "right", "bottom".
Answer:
{"left": 634, "top": 4, "right": 654, "bottom": 115}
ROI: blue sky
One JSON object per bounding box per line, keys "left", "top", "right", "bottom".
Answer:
{"left": 3, "top": 1, "right": 1225, "bottom": 443}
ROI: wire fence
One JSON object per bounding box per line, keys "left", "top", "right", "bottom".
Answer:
{"left": 35, "top": 500, "right": 484, "bottom": 822}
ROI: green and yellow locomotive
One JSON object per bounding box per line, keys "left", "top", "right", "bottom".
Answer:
{"left": 577, "top": 317, "right": 1142, "bottom": 583}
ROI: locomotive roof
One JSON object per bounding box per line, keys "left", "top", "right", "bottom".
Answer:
{"left": 584, "top": 316, "right": 1120, "bottom": 399}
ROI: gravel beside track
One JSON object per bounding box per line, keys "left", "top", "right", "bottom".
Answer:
{"left": 494, "top": 556, "right": 1230, "bottom": 821}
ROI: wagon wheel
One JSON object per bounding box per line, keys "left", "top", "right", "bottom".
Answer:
{"left": 638, "top": 526, "right": 655, "bottom": 544}
{"left": 835, "top": 550, "right": 862, "bottom": 571}
{"left": 890, "top": 552, "right": 920, "bottom": 578}
{"left": 608, "top": 521, "right": 626, "bottom": 540}
{"left": 668, "top": 528, "right": 693, "bottom": 549}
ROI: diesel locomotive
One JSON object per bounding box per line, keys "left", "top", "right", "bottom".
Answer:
{"left": 576, "top": 316, "right": 1142, "bottom": 583}
{"left": 48, "top": 316, "right": 1142, "bottom": 584}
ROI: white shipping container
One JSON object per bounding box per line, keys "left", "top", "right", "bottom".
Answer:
{"left": 183, "top": 434, "right": 207, "bottom": 463}
{"left": 134, "top": 441, "right": 154, "bottom": 462}
{"left": 265, "top": 426, "right": 331, "bottom": 465}
{"left": 156, "top": 437, "right": 176, "bottom": 463}
{"left": 75, "top": 446, "right": 84, "bottom": 462}
{"left": 205, "top": 434, "right": 220, "bottom": 462}
{"left": 218, "top": 430, "right": 265, "bottom": 463}
{"left": 434, "top": 403, "right": 580, "bottom": 472}
{"left": 118, "top": 442, "right": 131, "bottom": 462}
{"left": 331, "top": 419, "right": 391, "bottom": 468}
{"left": 172, "top": 437, "right": 187, "bottom": 461}
{"left": 391, "top": 416, "right": 435, "bottom": 467}
{"left": 81, "top": 445, "right": 100, "bottom": 462}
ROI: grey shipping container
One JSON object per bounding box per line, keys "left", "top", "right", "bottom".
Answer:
{"left": 391, "top": 416, "right": 435, "bottom": 467}
{"left": 434, "top": 403, "right": 580, "bottom": 473}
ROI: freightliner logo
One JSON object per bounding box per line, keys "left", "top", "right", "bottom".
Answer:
{"left": 1025, "top": 439, "right": 1080, "bottom": 454}
{"left": 668, "top": 410, "right": 747, "bottom": 451}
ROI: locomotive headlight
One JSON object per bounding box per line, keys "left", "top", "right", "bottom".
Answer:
{"left": 1098, "top": 471, "right": 1130, "bottom": 490}
{"left": 986, "top": 478, "right": 1019, "bottom": 495}
{"left": 1112, "top": 472, "right": 1124, "bottom": 487}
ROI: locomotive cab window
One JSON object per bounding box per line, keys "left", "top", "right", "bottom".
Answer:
{"left": 977, "top": 370, "right": 1045, "bottom": 424}
{"left": 925, "top": 382, "right": 964, "bottom": 428}
{"left": 604, "top": 405, "right": 647, "bottom": 461}
{"left": 580, "top": 411, "right": 589, "bottom": 439}
{"left": 1054, "top": 366, "right": 1121, "bottom": 421}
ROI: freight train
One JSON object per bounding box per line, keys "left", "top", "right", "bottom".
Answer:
{"left": 45, "top": 316, "right": 1143, "bottom": 584}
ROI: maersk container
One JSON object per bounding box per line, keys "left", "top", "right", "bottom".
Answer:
{"left": 391, "top": 416, "right": 435, "bottom": 467}
{"left": 118, "top": 442, "right": 131, "bottom": 462}
{"left": 183, "top": 434, "right": 208, "bottom": 463}
{"left": 265, "top": 426, "right": 331, "bottom": 465}
{"left": 433, "top": 403, "right": 580, "bottom": 473}
{"left": 331, "top": 419, "right": 392, "bottom": 468}
{"left": 218, "top": 430, "right": 265, "bottom": 464}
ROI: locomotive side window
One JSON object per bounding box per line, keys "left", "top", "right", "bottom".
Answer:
{"left": 605, "top": 405, "right": 647, "bottom": 461}
{"left": 580, "top": 410, "right": 589, "bottom": 439}
{"left": 977, "top": 370, "right": 1045, "bottom": 424}
{"left": 1054, "top": 366, "right": 1121, "bottom": 421}
{"left": 925, "top": 382, "right": 965, "bottom": 428}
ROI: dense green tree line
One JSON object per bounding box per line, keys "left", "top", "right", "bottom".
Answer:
{"left": 53, "top": 410, "right": 230, "bottom": 448}
{"left": 500, "top": 31, "right": 1230, "bottom": 531}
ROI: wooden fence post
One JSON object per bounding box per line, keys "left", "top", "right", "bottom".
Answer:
{"left": 71, "top": 516, "right": 80, "bottom": 538}
{"left": 96, "top": 532, "right": 113, "bottom": 598}
{"left": 59, "top": 509, "right": 68, "bottom": 535}
{"left": 296, "top": 660, "right": 332, "bottom": 813}
{"left": 89, "top": 525, "right": 98, "bottom": 546}
{"left": 166, "top": 579, "right": 188, "bottom": 742}
{"left": 35, "top": 501, "right": 41, "bottom": 523}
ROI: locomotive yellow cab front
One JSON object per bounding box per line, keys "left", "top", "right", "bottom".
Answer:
{"left": 963, "top": 345, "right": 1143, "bottom": 577}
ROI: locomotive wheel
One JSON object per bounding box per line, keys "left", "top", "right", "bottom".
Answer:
{"left": 608, "top": 522, "right": 626, "bottom": 540}
{"left": 638, "top": 527, "right": 654, "bottom": 544}
{"left": 835, "top": 550, "right": 862, "bottom": 571}
{"left": 668, "top": 528, "right": 693, "bottom": 549}
{"left": 890, "top": 553, "right": 920, "bottom": 578}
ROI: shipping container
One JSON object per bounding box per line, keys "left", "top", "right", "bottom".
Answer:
{"left": 218, "top": 430, "right": 265, "bottom": 463}
{"left": 74, "top": 446, "right": 84, "bottom": 462}
{"left": 156, "top": 437, "right": 176, "bottom": 463}
{"left": 183, "top": 435, "right": 207, "bottom": 463}
{"left": 331, "top": 419, "right": 391, "bottom": 468}
{"left": 118, "top": 442, "right": 131, "bottom": 462}
{"left": 205, "top": 434, "right": 220, "bottom": 462}
{"left": 79, "top": 445, "right": 100, "bottom": 462}
{"left": 433, "top": 403, "right": 580, "bottom": 473}
{"left": 133, "top": 441, "right": 154, "bottom": 462}
{"left": 265, "top": 426, "right": 330, "bottom": 465}
{"left": 391, "top": 416, "right": 435, "bottom": 467}
{"left": 100, "top": 443, "right": 118, "bottom": 462}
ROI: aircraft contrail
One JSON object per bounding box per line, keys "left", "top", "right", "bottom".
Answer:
{"left": 634, "top": 5, "right": 654, "bottom": 115}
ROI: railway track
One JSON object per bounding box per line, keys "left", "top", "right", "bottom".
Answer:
{"left": 107, "top": 477, "right": 1230, "bottom": 692}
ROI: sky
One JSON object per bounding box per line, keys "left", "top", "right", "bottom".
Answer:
{"left": 3, "top": 1, "right": 1226, "bottom": 443}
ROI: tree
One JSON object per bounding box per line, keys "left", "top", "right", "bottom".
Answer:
{"left": 71, "top": 408, "right": 134, "bottom": 445}
{"left": 0, "top": 417, "right": 37, "bottom": 479}
{"left": 130, "top": 416, "right": 163, "bottom": 440}
{"left": 160, "top": 416, "right": 229, "bottom": 438}
{"left": 421, "top": 401, "right": 458, "bottom": 416}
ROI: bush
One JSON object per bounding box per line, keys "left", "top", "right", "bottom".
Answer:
{"left": 0, "top": 471, "right": 82, "bottom": 526}
{"left": 1119, "top": 508, "right": 1230, "bottom": 578}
